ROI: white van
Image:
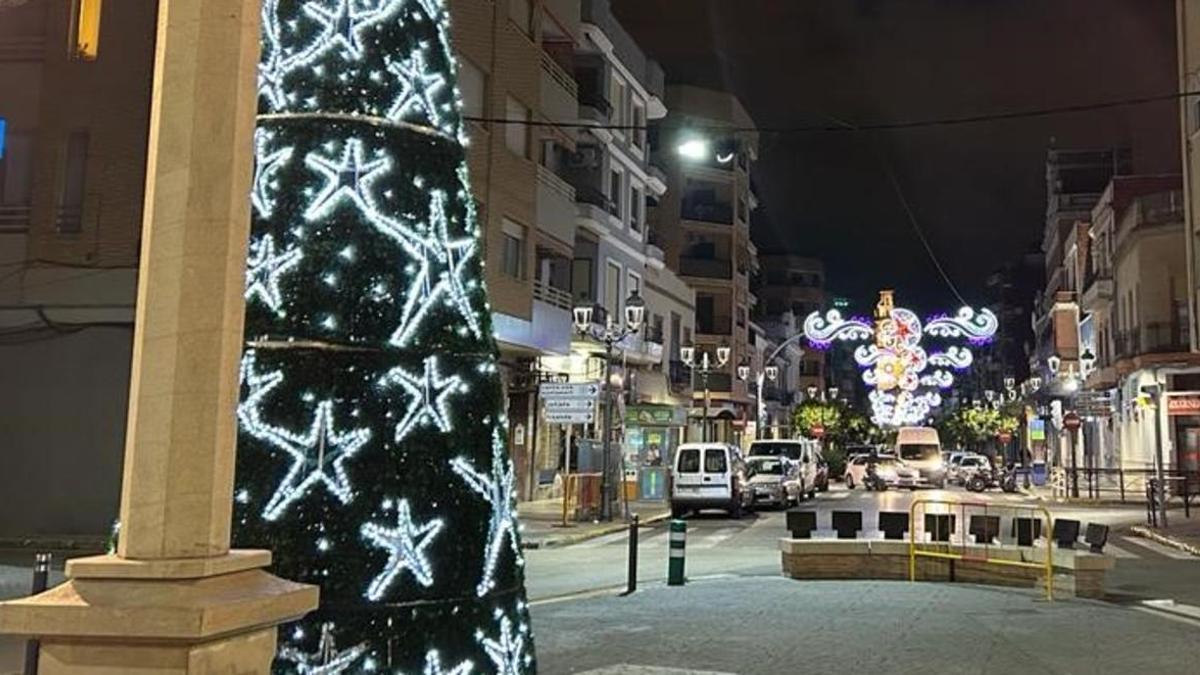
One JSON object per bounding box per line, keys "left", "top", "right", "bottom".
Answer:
{"left": 894, "top": 426, "right": 946, "bottom": 488}
{"left": 747, "top": 439, "right": 824, "bottom": 499}
{"left": 669, "top": 443, "right": 754, "bottom": 518}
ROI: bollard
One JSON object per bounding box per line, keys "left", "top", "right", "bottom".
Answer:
{"left": 623, "top": 514, "right": 639, "bottom": 596}
{"left": 667, "top": 519, "right": 686, "bottom": 586}
{"left": 24, "top": 553, "right": 50, "bottom": 675}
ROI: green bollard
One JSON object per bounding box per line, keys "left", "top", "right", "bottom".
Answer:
{"left": 667, "top": 519, "right": 687, "bottom": 586}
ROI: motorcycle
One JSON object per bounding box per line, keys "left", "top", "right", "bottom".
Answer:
{"left": 966, "top": 465, "right": 1019, "bottom": 493}
{"left": 863, "top": 460, "right": 889, "bottom": 492}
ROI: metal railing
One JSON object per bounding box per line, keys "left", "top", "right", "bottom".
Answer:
{"left": 909, "top": 498, "right": 1054, "bottom": 602}
{"left": 539, "top": 49, "right": 578, "bottom": 99}
{"left": 55, "top": 207, "right": 82, "bottom": 234}
{"left": 0, "top": 205, "right": 32, "bottom": 233}
{"left": 679, "top": 257, "right": 732, "bottom": 279}
{"left": 668, "top": 360, "right": 691, "bottom": 391}
{"left": 532, "top": 278, "right": 573, "bottom": 311}
{"left": 1115, "top": 323, "right": 1190, "bottom": 358}
{"left": 695, "top": 314, "right": 733, "bottom": 336}
{"left": 681, "top": 201, "right": 733, "bottom": 225}
{"left": 1047, "top": 466, "right": 1199, "bottom": 505}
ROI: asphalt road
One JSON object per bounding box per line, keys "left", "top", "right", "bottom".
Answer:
{"left": 525, "top": 484, "right": 1200, "bottom": 609}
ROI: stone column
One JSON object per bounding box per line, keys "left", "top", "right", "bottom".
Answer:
{"left": 0, "top": 1, "right": 318, "bottom": 673}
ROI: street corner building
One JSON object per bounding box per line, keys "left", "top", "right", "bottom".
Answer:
{"left": 233, "top": 0, "right": 535, "bottom": 671}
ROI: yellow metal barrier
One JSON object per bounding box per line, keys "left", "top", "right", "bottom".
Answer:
{"left": 908, "top": 498, "right": 1055, "bottom": 602}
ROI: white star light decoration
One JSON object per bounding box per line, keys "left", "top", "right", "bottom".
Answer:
{"left": 252, "top": 129, "right": 294, "bottom": 219}
{"left": 451, "top": 432, "right": 523, "bottom": 597}
{"left": 304, "top": 138, "right": 392, "bottom": 221}
{"left": 419, "top": 649, "right": 473, "bottom": 675}
{"left": 245, "top": 234, "right": 303, "bottom": 313}
{"left": 361, "top": 499, "right": 444, "bottom": 601}
{"left": 302, "top": 0, "right": 408, "bottom": 62}
{"left": 279, "top": 623, "right": 370, "bottom": 675}
{"left": 237, "top": 354, "right": 371, "bottom": 521}
{"left": 382, "top": 355, "right": 465, "bottom": 442}
{"left": 387, "top": 48, "right": 449, "bottom": 132}
{"left": 477, "top": 611, "right": 531, "bottom": 675}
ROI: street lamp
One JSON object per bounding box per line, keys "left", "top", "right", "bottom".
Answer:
{"left": 572, "top": 291, "right": 646, "bottom": 522}
{"left": 681, "top": 342, "right": 730, "bottom": 442}
{"left": 736, "top": 360, "right": 782, "bottom": 440}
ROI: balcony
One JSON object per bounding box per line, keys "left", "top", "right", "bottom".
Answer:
{"left": 536, "top": 165, "right": 577, "bottom": 249}
{"left": 540, "top": 50, "right": 578, "bottom": 125}
{"left": 680, "top": 257, "right": 732, "bottom": 279}
{"left": 693, "top": 371, "right": 733, "bottom": 393}
{"left": 681, "top": 200, "right": 733, "bottom": 225}
{"left": 578, "top": 89, "right": 611, "bottom": 127}
{"left": 0, "top": 206, "right": 32, "bottom": 234}
{"left": 669, "top": 360, "right": 691, "bottom": 393}
{"left": 493, "top": 279, "right": 573, "bottom": 356}
{"left": 1115, "top": 322, "right": 1191, "bottom": 360}
{"left": 696, "top": 314, "right": 733, "bottom": 336}
{"left": 1080, "top": 274, "right": 1113, "bottom": 312}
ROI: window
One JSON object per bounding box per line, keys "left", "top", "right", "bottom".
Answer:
{"left": 678, "top": 448, "right": 700, "bottom": 473}
{"left": 610, "top": 76, "right": 627, "bottom": 129}
{"left": 505, "top": 97, "right": 530, "bottom": 158}
{"left": 632, "top": 101, "right": 646, "bottom": 149}
{"left": 72, "top": 0, "right": 103, "bottom": 61}
{"left": 501, "top": 219, "right": 525, "bottom": 278}
{"left": 0, "top": 131, "right": 33, "bottom": 206}
{"left": 629, "top": 184, "right": 642, "bottom": 232}
{"left": 605, "top": 261, "right": 622, "bottom": 322}
{"left": 58, "top": 130, "right": 89, "bottom": 233}
{"left": 627, "top": 271, "right": 641, "bottom": 300}
{"left": 571, "top": 257, "right": 594, "bottom": 303}
{"left": 508, "top": 0, "right": 532, "bottom": 36}
{"left": 704, "top": 449, "right": 728, "bottom": 473}
{"left": 457, "top": 56, "right": 486, "bottom": 119}
{"left": 670, "top": 312, "right": 682, "bottom": 359}
{"left": 609, "top": 167, "right": 623, "bottom": 219}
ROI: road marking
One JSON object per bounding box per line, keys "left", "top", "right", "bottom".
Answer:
{"left": 573, "top": 530, "right": 632, "bottom": 549}
{"left": 690, "top": 527, "right": 739, "bottom": 549}
{"left": 1120, "top": 536, "right": 1198, "bottom": 560}
{"left": 823, "top": 492, "right": 850, "bottom": 500}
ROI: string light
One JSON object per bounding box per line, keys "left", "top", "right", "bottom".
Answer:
{"left": 450, "top": 431, "right": 524, "bottom": 597}
{"left": 478, "top": 610, "right": 532, "bottom": 675}
{"left": 278, "top": 622, "right": 370, "bottom": 674}
{"left": 420, "top": 649, "right": 473, "bottom": 675}
{"left": 245, "top": 234, "right": 303, "bottom": 314}
{"left": 381, "top": 355, "right": 465, "bottom": 442}
{"left": 360, "top": 499, "right": 444, "bottom": 601}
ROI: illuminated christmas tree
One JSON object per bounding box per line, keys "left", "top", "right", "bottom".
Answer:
{"left": 233, "top": 1, "right": 534, "bottom": 671}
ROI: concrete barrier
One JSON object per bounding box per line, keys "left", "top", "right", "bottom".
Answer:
{"left": 779, "top": 538, "right": 1114, "bottom": 599}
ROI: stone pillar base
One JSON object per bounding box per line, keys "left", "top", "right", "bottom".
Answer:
{"left": 0, "top": 551, "right": 318, "bottom": 675}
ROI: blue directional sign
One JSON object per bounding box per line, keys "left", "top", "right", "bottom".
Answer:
{"left": 0, "top": 117, "right": 7, "bottom": 160}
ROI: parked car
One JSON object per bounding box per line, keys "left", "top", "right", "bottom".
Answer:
{"left": 950, "top": 454, "right": 992, "bottom": 485}
{"left": 844, "top": 453, "right": 898, "bottom": 489}
{"left": 894, "top": 426, "right": 946, "bottom": 488}
{"left": 745, "top": 456, "right": 801, "bottom": 508}
{"left": 747, "top": 439, "right": 825, "bottom": 498}
{"left": 670, "top": 443, "right": 755, "bottom": 518}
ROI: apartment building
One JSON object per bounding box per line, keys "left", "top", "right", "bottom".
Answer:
{"left": 652, "top": 85, "right": 761, "bottom": 445}
{"left": 1179, "top": 0, "right": 1200, "bottom": 350}
{"left": 1079, "top": 176, "right": 1200, "bottom": 474}
{"left": 757, "top": 254, "right": 826, "bottom": 394}
{"left": 453, "top": 0, "right": 695, "bottom": 499}
{"left": 0, "top": 0, "right": 154, "bottom": 538}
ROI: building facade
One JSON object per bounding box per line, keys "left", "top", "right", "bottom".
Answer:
{"left": 757, "top": 254, "right": 826, "bottom": 395}
{"left": 651, "top": 84, "right": 761, "bottom": 445}
{"left": 0, "top": 0, "right": 154, "bottom": 538}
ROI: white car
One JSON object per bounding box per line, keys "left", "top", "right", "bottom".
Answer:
{"left": 745, "top": 456, "right": 802, "bottom": 508}
{"left": 844, "top": 454, "right": 900, "bottom": 489}
{"left": 670, "top": 443, "right": 755, "bottom": 518}
{"left": 747, "top": 439, "right": 824, "bottom": 498}
{"left": 950, "top": 455, "right": 992, "bottom": 485}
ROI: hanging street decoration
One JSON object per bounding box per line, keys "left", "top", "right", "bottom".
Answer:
{"left": 804, "top": 290, "right": 998, "bottom": 427}
{"left": 233, "top": 0, "right": 536, "bottom": 672}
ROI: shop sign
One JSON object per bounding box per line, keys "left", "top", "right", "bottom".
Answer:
{"left": 1167, "top": 396, "right": 1200, "bottom": 416}
{"left": 625, "top": 404, "right": 686, "bottom": 427}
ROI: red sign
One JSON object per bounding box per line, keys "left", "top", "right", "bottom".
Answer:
{"left": 1062, "top": 412, "right": 1082, "bottom": 431}
{"left": 810, "top": 425, "right": 826, "bottom": 439}
{"left": 1168, "top": 397, "right": 1200, "bottom": 416}
{"left": 997, "top": 431, "right": 1013, "bottom": 444}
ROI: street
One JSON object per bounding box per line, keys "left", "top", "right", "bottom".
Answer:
{"left": 526, "top": 485, "right": 1200, "bottom": 608}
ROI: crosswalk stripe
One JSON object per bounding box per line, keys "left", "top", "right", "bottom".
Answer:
{"left": 823, "top": 492, "right": 850, "bottom": 500}
{"left": 573, "top": 530, "right": 632, "bottom": 549}
{"left": 1120, "top": 536, "right": 1198, "bottom": 561}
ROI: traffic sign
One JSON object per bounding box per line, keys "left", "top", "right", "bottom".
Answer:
{"left": 543, "top": 398, "right": 595, "bottom": 412}
{"left": 1062, "top": 412, "right": 1082, "bottom": 431}
{"left": 539, "top": 381, "right": 601, "bottom": 399}
{"left": 810, "top": 425, "right": 826, "bottom": 439}
{"left": 997, "top": 431, "right": 1013, "bottom": 444}
{"left": 544, "top": 410, "right": 596, "bottom": 424}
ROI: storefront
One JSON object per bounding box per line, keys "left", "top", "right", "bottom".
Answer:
{"left": 1166, "top": 393, "right": 1200, "bottom": 473}
{"left": 625, "top": 404, "right": 687, "bottom": 501}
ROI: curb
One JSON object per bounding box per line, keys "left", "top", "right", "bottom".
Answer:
{"left": 1130, "top": 525, "right": 1200, "bottom": 558}
{"left": 521, "top": 512, "right": 672, "bottom": 550}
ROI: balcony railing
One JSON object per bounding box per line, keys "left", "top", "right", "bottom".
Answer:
{"left": 669, "top": 360, "right": 691, "bottom": 393}
{"left": 694, "top": 372, "right": 733, "bottom": 393}
{"left": 0, "top": 205, "right": 32, "bottom": 233}
{"left": 1133, "top": 191, "right": 1185, "bottom": 227}
{"left": 539, "top": 49, "right": 578, "bottom": 99}
{"left": 1115, "top": 322, "right": 1190, "bottom": 359}
{"left": 681, "top": 201, "right": 733, "bottom": 225}
{"left": 680, "top": 257, "right": 732, "bottom": 279}
{"left": 533, "top": 278, "right": 573, "bottom": 311}
{"left": 696, "top": 314, "right": 733, "bottom": 336}
{"left": 576, "top": 184, "right": 615, "bottom": 214}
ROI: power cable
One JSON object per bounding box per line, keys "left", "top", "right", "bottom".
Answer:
{"left": 463, "top": 89, "right": 1200, "bottom": 135}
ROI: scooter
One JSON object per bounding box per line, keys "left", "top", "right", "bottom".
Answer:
{"left": 966, "top": 466, "right": 1019, "bottom": 493}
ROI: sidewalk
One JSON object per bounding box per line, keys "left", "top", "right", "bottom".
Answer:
{"left": 1131, "top": 518, "right": 1200, "bottom": 557}
{"left": 519, "top": 499, "right": 671, "bottom": 549}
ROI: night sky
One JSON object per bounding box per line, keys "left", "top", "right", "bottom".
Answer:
{"left": 614, "top": 0, "right": 1181, "bottom": 313}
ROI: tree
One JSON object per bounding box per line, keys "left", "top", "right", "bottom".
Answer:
{"left": 938, "top": 405, "right": 1020, "bottom": 454}
{"left": 792, "top": 400, "right": 880, "bottom": 476}
{"left": 233, "top": 1, "right": 534, "bottom": 672}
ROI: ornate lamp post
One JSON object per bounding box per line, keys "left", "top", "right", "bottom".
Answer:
{"left": 681, "top": 342, "right": 731, "bottom": 442}
{"left": 737, "top": 362, "right": 780, "bottom": 440}
{"left": 573, "top": 292, "right": 646, "bottom": 522}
